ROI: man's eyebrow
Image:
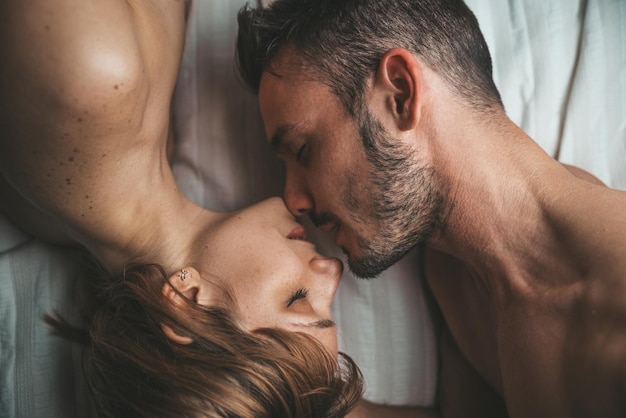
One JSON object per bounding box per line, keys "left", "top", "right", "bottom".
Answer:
{"left": 269, "top": 123, "right": 302, "bottom": 153}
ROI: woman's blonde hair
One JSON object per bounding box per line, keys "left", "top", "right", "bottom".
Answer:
{"left": 46, "top": 263, "right": 363, "bottom": 417}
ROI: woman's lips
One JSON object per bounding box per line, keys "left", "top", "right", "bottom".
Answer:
{"left": 287, "top": 224, "right": 307, "bottom": 240}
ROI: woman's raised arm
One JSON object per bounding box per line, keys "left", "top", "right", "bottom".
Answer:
{"left": 0, "top": 0, "right": 186, "bottom": 243}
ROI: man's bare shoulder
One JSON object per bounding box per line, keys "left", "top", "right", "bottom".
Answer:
{"left": 561, "top": 163, "right": 605, "bottom": 186}
{"left": 549, "top": 164, "right": 626, "bottom": 415}
{"left": 563, "top": 273, "right": 626, "bottom": 416}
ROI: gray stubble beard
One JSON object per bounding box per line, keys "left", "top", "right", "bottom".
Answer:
{"left": 345, "top": 109, "right": 444, "bottom": 279}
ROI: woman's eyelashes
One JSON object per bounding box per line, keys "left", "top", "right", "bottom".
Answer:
{"left": 287, "top": 288, "right": 309, "bottom": 307}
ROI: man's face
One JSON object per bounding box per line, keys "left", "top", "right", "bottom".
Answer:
{"left": 258, "top": 61, "right": 443, "bottom": 278}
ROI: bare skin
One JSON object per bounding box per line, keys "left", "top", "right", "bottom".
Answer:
{"left": 258, "top": 46, "right": 626, "bottom": 417}
{"left": 0, "top": 0, "right": 193, "bottom": 272}
{"left": 425, "top": 161, "right": 626, "bottom": 417}
{"left": 0, "top": 0, "right": 343, "bottom": 380}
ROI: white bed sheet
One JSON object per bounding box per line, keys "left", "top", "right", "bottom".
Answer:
{"left": 0, "top": 215, "right": 95, "bottom": 418}
{"left": 470, "top": 0, "right": 626, "bottom": 190}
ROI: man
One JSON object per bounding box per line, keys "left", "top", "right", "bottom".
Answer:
{"left": 236, "top": 0, "right": 626, "bottom": 416}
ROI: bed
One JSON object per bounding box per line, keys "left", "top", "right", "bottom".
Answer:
{"left": 1, "top": 0, "right": 624, "bottom": 416}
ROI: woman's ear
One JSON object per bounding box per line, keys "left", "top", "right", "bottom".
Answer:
{"left": 162, "top": 267, "right": 201, "bottom": 306}
{"left": 373, "top": 48, "right": 424, "bottom": 131}
{"left": 160, "top": 267, "right": 202, "bottom": 345}
{"left": 161, "top": 323, "right": 193, "bottom": 345}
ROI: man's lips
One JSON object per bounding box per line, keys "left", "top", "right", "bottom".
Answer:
{"left": 318, "top": 222, "right": 337, "bottom": 233}
{"left": 310, "top": 211, "right": 339, "bottom": 233}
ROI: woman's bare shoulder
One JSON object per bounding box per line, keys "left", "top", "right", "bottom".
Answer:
{"left": 0, "top": 0, "right": 186, "bottom": 235}
{"left": 0, "top": 174, "right": 73, "bottom": 245}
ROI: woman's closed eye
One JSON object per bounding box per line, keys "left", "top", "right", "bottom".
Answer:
{"left": 287, "top": 288, "right": 309, "bottom": 307}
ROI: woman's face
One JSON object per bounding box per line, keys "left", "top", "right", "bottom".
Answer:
{"left": 194, "top": 197, "right": 342, "bottom": 356}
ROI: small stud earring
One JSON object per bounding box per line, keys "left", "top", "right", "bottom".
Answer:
{"left": 180, "top": 269, "right": 188, "bottom": 281}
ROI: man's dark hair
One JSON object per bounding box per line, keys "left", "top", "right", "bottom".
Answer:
{"left": 236, "top": 0, "right": 503, "bottom": 116}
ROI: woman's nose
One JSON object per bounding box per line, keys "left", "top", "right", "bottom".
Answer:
{"left": 309, "top": 256, "right": 343, "bottom": 296}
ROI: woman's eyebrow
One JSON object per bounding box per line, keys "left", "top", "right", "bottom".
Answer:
{"left": 307, "top": 319, "right": 336, "bottom": 329}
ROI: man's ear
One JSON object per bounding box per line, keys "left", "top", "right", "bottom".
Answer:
{"left": 160, "top": 267, "right": 201, "bottom": 345}
{"left": 373, "top": 48, "right": 424, "bottom": 131}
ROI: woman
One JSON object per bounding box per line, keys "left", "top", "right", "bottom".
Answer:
{"left": 0, "top": 1, "right": 362, "bottom": 416}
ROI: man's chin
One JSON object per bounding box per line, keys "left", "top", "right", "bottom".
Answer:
{"left": 344, "top": 245, "right": 412, "bottom": 280}
{"left": 343, "top": 250, "right": 389, "bottom": 280}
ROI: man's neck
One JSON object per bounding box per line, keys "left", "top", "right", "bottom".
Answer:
{"left": 426, "top": 116, "right": 585, "bottom": 303}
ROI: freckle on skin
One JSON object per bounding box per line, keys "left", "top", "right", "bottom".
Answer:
{"left": 77, "top": 117, "right": 82, "bottom": 122}
{"left": 68, "top": 156, "right": 74, "bottom": 162}
{"left": 114, "top": 85, "right": 119, "bottom": 90}
{"left": 73, "top": 148, "right": 80, "bottom": 153}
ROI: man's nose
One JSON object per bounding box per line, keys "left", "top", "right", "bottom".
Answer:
{"left": 283, "top": 170, "right": 313, "bottom": 217}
